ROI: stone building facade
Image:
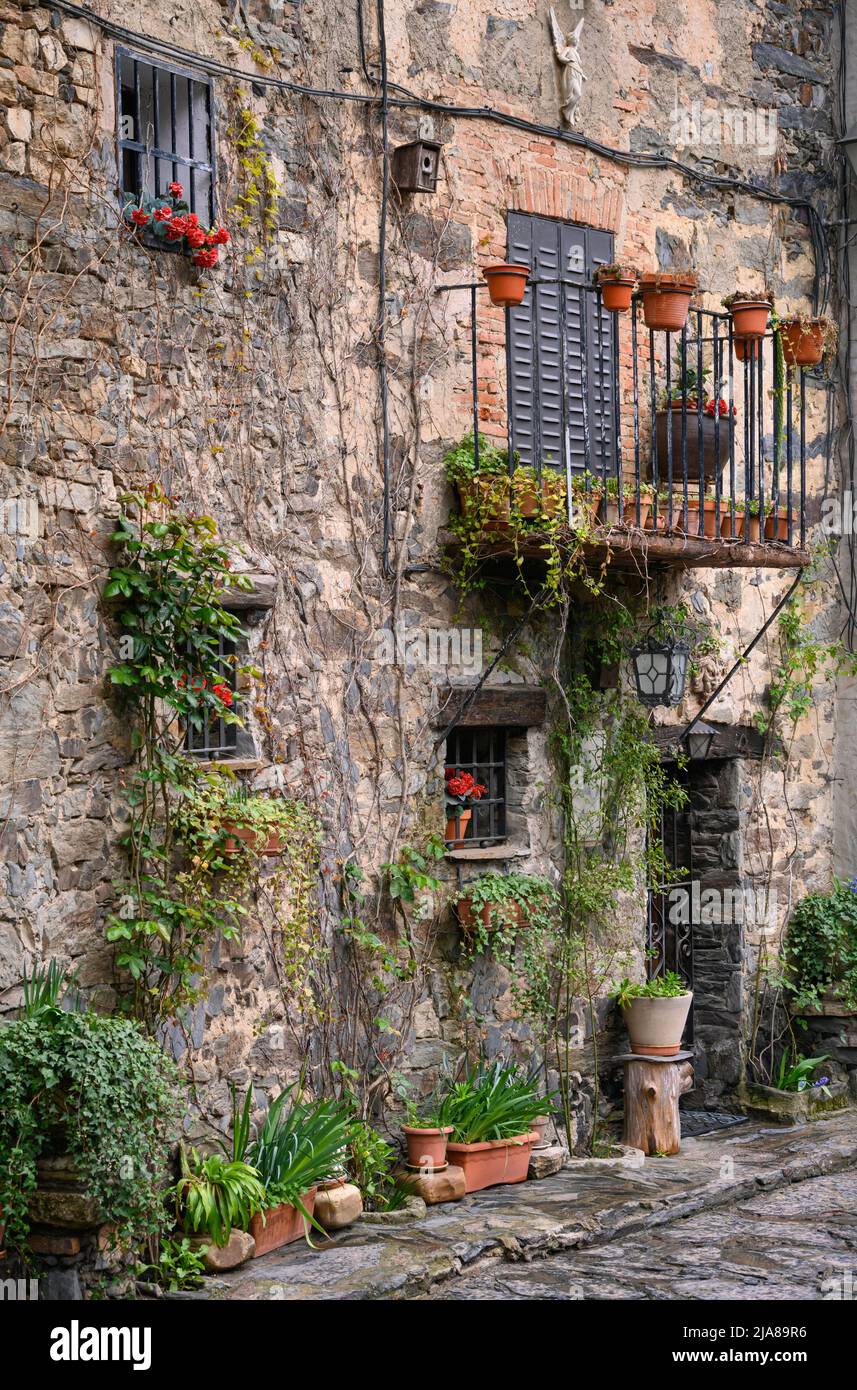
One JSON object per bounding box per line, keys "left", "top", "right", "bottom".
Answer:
{"left": 0, "top": 0, "right": 847, "bottom": 1144}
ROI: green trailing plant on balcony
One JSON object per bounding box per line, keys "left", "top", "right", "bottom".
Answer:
{"left": 0, "top": 1006, "right": 182, "bottom": 1253}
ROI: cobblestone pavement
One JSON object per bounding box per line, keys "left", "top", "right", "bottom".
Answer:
{"left": 422, "top": 1168, "right": 857, "bottom": 1300}
{"left": 179, "top": 1112, "right": 857, "bottom": 1300}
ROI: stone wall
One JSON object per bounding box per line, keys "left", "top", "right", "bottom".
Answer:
{"left": 0, "top": 0, "right": 847, "bottom": 1143}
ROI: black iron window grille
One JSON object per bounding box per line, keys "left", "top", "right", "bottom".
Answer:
{"left": 116, "top": 48, "right": 215, "bottom": 225}
{"left": 184, "top": 633, "right": 238, "bottom": 759}
{"left": 445, "top": 728, "right": 507, "bottom": 846}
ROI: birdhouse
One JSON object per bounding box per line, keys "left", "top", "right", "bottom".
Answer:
{"left": 390, "top": 140, "right": 441, "bottom": 194}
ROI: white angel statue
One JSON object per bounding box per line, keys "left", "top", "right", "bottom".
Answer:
{"left": 549, "top": 9, "right": 586, "bottom": 127}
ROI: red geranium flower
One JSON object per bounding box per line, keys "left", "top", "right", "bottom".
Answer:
{"left": 212, "top": 682, "right": 233, "bottom": 707}
{"left": 168, "top": 181, "right": 184, "bottom": 198}
{"left": 166, "top": 216, "right": 189, "bottom": 241}
{"left": 212, "top": 226, "right": 231, "bottom": 246}
{"left": 185, "top": 227, "right": 206, "bottom": 248}
{"left": 152, "top": 205, "right": 172, "bottom": 222}
{"left": 192, "top": 247, "right": 219, "bottom": 268}
{"left": 130, "top": 208, "right": 150, "bottom": 226}
{"left": 185, "top": 213, "right": 200, "bottom": 229}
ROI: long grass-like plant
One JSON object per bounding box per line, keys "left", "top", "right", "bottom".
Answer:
{"left": 435, "top": 1062, "right": 553, "bottom": 1144}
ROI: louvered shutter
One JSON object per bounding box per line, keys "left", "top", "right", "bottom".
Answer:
{"left": 507, "top": 214, "right": 615, "bottom": 477}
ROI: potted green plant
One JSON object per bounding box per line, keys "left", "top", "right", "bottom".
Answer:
{"left": 722, "top": 290, "right": 773, "bottom": 341}
{"left": 235, "top": 1084, "right": 358, "bottom": 1254}
{"left": 611, "top": 970, "right": 693, "bottom": 1056}
{"left": 638, "top": 269, "right": 699, "bottom": 332}
{"left": 0, "top": 978, "right": 182, "bottom": 1255}
{"left": 454, "top": 871, "right": 558, "bottom": 945}
{"left": 594, "top": 261, "right": 638, "bottom": 313}
{"left": 176, "top": 776, "right": 314, "bottom": 859}
{"left": 399, "top": 1099, "right": 454, "bottom": 1171}
{"left": 444, "top": 434, "right": 513, "bottom": 528}
{"left": 742, "top": 1054, "right": 847, "bottom": 1125}
{"left": 482, "top": 263, "right": 529, "bottom": 306}
{"left": 597, "top": 478, "right": 653, "bottom": 529}
{"left": 437, "top": 1062, "right": 555, "bottom": 1193}
{"left": 173, "top": 1148, "right": 266, "bottom": 1252}
{"left": 777, "top": 313, "right": 837, "bottom": 368}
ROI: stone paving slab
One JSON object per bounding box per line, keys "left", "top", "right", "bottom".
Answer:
{"left": 178, "top": 1111, "right": 857, "bottom": 1300}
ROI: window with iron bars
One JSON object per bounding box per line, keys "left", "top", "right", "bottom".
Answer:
{"left": 445, "top": 728, "right": 507, "bottom": 846}
{"left": 116, "top": 48, "right": 215, "bottom": 226}
{"left": 184, "top": 633, "right": 238, "bottom": 760}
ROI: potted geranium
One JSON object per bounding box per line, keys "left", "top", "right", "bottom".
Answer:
{"left": 611, "top": 971, "right": 693, "bottom": 1056}
{"left": 639, "top": 269, "right": 699, "bottom": 332}
{"left": 722, "top": 290, "right": 772, "bottom": 340}
{"left": 653, "top": 356, "right": 733, "bottom": 486}
{"left": 436, "top": 1062, "right": 555, "bottom": 1193}
{"left": 444, "top": 767, "right": 487, "bottom": 846}
{"left": 124, "top": 181, "right": 230, "bottom": 269}
{"left": 594, "top": 262, "right": 639, "bottom": 313}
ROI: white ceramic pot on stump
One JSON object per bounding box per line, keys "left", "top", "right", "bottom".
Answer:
{"left": 624, "top": 992, "right": 693, "bottom": 1056}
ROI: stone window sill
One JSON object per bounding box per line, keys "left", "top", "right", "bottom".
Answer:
{"left": 192, "top": 757, "right": 265, "bottom": 773}
{"left": 445, "top": 844, "right": 530, "bottom": 862}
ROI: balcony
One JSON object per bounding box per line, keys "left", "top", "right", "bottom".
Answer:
{"left": 440, "top": 276, "right": 824, "bottom": 572}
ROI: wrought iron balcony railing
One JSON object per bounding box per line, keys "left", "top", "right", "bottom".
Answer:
{"left": 443, "top": 276, "right": 820, "bottom": 566}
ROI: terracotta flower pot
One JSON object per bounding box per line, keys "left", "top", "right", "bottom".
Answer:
{"left": 599, "top": 495, "right": 652, "bottom": 529}
{"left": 483, "top": 263, "right": 529, "bottom": 307}
{"left": 457, "top": 476, "right": 511, "bottom": 530}
{"left": 445, "top": 806, "right": 472, "bottom": 847}
{"left": 764, "top": 508, "right": 791, "bottom": 542}
{"left": 639, "top": 274, "right": 696, "bottom": 333}
{"left": 598, "top": 277, "right": 635, "bottom": 312}
{"left": 731, "top": 511, "right": 762, "bottom": 541}
{"left": 530, "top": 1116, "right": 550, "bottom": 1149}
{"left": 249, "top": 1189, "right": 317, "bottom": 1256}
{"left": 456, "top": 894, "right": 527, "bottom": 932}
{"left": 729, "top": 300, "right": 770, "bottom": 340}
{"left": 446, "top": 1134, "right": 535, "bottom": 1193}
{"left": 672, "top": 498, "right": 719, "bottom": 538}
{"left": 623, "top": 992, "right": 693, "bottom": 1056}
{"left": 401, "top": 1125, "right": 453, "bottom": 1170}
{"left": 781, "top": 320, "right": 824, "bottom": 367}
{"left": 734, "top": 336, "right": 762, "bottom": 362}
{"left": 220, "top": 824, "right": 286, "bottom": 857}
{"left": 512, "top": 473, "right": 567, "bottom": 519}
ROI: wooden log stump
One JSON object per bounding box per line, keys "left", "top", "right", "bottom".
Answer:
{"left": 621, "top": 1053, "right": 693, "bottom": 1156}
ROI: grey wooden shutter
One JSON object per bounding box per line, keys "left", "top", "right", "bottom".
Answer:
{"left": 507, "top": 214, "right": 615, "bottom": 477}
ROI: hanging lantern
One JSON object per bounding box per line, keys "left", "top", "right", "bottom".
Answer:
{"left": 630, "top": 626, "right": 690, "bottom": 708}
{"left": 685, "top": 719, "right": 716, "bottom": 761}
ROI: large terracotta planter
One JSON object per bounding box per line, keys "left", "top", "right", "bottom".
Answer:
{"left": 781, "top": 320, "right": 824, "bottom": 367}
{"left": 653, "top": 410, "right": 727, "bottom": 485}
{"left": 401, "top": 1125, "right": 453, "bottom": 1170}
{"left": 220, "top": 823, "right": 285, "bottom": 857}
{"left": 446, "top": 1134, "right": 535, "bottom": 1193}
{"left": 483, "top": 263, "right": 529, "bottom": 307}
{"left": 598, "top": 277, "right": 635, "bottom": 312}
{"left": 622, "top": 992, "right": 693, "bottom": 1056}
{"left": 455, "top": 895, "right": 527, "bottom": 932}
{"left": 639, "top": 274, "right": 696, "bottom": 332}
{"left": 445, "top": 806, "right": 472, "bottom": 847}
{"left": 728, "top": 300, "right": 770, "bottom": 340}
{"left": 249, "top": 1189, "right": 317, "bottom": 1256}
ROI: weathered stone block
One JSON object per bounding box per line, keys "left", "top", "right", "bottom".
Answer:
{"left": 314, "top": 1181, "right": 364, "bottom": 1229}
{"left": 396, "top": 1165, "right": 465, "bottom": 1205}
{"left": 528, "top": 1145, "right": 568, "bottom": 1179}
{"left": 188, "top": 1229, "right": 255, "bottom": 1271}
